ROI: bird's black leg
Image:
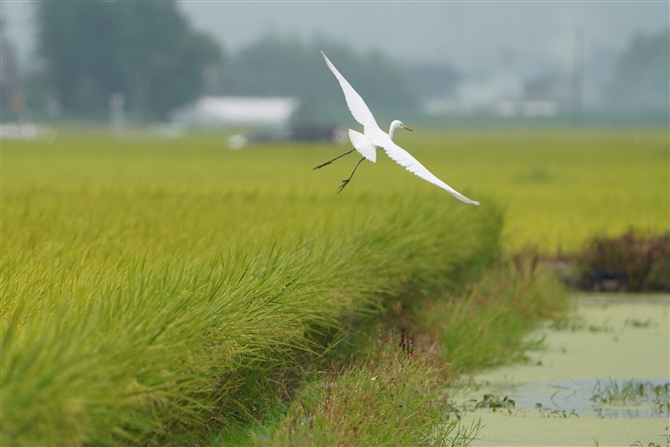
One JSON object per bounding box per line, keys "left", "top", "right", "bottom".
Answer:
{"left": 313, "top": 148, "right": 356, "bottom": 170}
{"left": 338, "top": 157, "right": 366, "bottom": 194}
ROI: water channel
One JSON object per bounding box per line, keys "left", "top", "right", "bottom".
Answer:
{"left": 454, "top": 294, "right": 670, "bottom": 446}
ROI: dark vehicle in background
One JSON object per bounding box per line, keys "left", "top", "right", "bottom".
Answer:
{"left": 228, "top": 123, "right": 346, "bottom": 149}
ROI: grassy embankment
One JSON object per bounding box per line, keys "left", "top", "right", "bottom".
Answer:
{"left": 2, "top": 129, "right": 665, "bottom": 445}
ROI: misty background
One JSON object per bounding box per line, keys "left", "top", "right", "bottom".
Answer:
{"left": 1, "top": 1, "right": 668, "bottom": 127}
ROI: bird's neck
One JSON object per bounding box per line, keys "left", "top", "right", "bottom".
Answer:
{"left": 388, "top": 123, "right": 400, "bottom": 140}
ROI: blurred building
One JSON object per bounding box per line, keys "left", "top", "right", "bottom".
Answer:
{"left": 172, "top": 96, "right": 299, "bottom": 127}
{"left": 522, "top": 75, "right": 572, "bottom": 116}
{"left": 421, "top": 72, "right": 573, "bottom": 118}
{"left": 421, "top": 73, "right": 523, "bottom": 117}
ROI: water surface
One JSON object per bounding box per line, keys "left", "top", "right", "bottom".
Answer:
{"left": 455, "top": 294, "right": 670, "bottom": 446}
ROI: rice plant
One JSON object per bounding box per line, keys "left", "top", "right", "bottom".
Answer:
{"left": 2, "top": 134, "right": 498, "bottom": 445}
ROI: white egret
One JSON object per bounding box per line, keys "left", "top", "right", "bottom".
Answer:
{"left": 315, "top": 51, "right": 480, "bottom": 206}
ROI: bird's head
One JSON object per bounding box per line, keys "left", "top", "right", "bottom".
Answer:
{"left": 392, "top": 120, "right": 412, "bottom": 132}
{"left": 389, "top": 120, "right": 412, "bottom": 139}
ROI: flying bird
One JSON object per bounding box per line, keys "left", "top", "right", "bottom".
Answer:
{"left": 315, "top": 51, "right": 480, "bottom": 206}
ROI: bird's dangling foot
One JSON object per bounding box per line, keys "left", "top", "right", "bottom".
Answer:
{"left": 336, "top": 156, "right": 366, "bottom": 194}
{"left": 313, "top": 148, "right": 356, "bottom": 170}
{"left": 338, "top": 179, "right": 350, "bottom": 194}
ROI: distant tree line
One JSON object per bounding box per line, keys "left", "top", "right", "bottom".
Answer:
{"left": 30, "top": 2, "right": 667, "bottom": 123}
{"left": 603, "top": 28, "right": 669, "bottom": 114}
{"left": 215, "top": 35, "right": 425, "bottom": 123}
{"left": 36, "top": 0, "right": 221, "bottom": 120}
{"left": 33, "top": 1, "right": 460, "bottom": 123}
{"left": 32, "top": 1, "right": 460, "bottom": 123}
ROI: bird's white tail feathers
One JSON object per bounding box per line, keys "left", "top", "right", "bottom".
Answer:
{"left": 348, "top": 129, "right": 377, "bottom": 163}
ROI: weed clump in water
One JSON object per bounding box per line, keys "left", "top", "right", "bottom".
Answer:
{"left": 578, "top": 230, "right": 670, "bottom": 292}
{"left": 591, "top": 379, "right": 670, "bottom": 415}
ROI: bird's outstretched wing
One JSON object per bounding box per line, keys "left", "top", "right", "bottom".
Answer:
{"left": 378, "top": 138, "right": 481, "bottom": 206}
{"left": 321, "top": 52, "right": 382, "bottom": 136}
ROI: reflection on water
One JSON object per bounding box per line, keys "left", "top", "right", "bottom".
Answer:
{"left": 469, "top": 378, "right": 670, "bottom": 419}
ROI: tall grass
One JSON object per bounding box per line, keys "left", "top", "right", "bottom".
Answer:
{"left": 2, "top": 135, "right": 499, "bottom": 445}
{"left": 416, "top": 262, "right": 568, "bottom": 374}
{"left": 259, "top": 342, "right": 481, "bottom": 447}
{"left": 244, "top": 257, "right": 566, "bottom": 447}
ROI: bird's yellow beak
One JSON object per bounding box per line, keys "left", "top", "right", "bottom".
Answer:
{"left": 402, "top": 124, "right": 413, "bottom": 131}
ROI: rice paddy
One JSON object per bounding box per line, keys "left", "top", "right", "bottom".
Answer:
{"left": 417, "top": 129, "right": 668, "bottom": 253}
{"left": 1, "top": 128, "right": 666, "bottom": 445}
{"left": 5, "top": 129, "right": 667, "bottom": 255}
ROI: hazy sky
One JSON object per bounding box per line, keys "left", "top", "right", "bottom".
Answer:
{"left": 179, "top": 2, "right": 667, "bottom": 74}
{"left": 2, "top": 0, "right": 668, "bottom": 78}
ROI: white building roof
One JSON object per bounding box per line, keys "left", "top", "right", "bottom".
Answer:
{"left": 173, "top": 96, "right": 300, "bottom": 127}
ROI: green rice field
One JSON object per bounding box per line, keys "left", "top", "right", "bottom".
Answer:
{"left": 5, "top": 129, "right": 667, "bottom": 252}
{"left": 1, "top": 128, "right": 667, "bottom": 445}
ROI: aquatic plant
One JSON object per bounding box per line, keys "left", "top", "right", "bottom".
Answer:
{"left": 591, "top": 379, "right": 670, "bottom": 414}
